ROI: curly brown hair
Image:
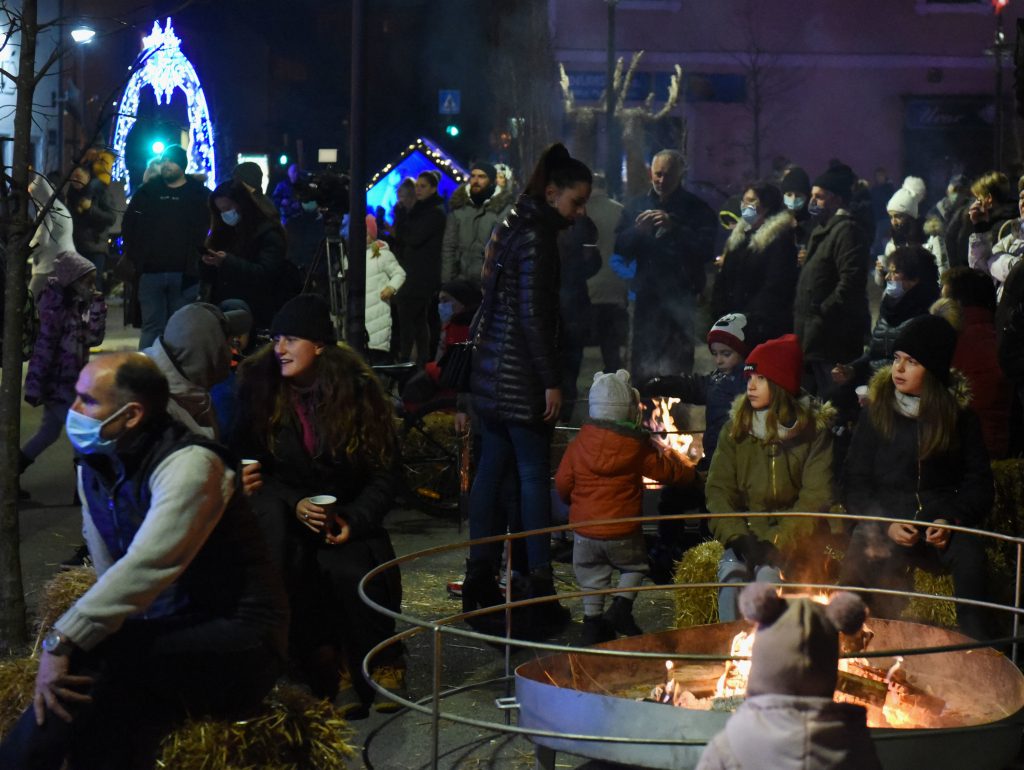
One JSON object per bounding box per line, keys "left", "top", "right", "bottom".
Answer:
{"left": 236, "top": 341, "right": 396, "bottom": 470}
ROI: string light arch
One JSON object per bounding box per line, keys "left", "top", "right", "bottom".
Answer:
{"left": 110, "top": 18, "right": 216, "bottom": 195}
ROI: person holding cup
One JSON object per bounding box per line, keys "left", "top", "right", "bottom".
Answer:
{"left": 232, "top": 293, "right": 403, "bottom": 715}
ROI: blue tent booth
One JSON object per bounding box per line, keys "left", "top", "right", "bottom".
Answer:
{"left": 366, "top": 137, "right": 468, "bottom": 225}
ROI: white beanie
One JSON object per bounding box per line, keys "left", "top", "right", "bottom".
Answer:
{"left": 589, "top": 369, "right": 639, "bottom": 423}
{"left": 902, "top": 175, "right": 927, "bottom": 203}
{"left": 887, "top": 186, "right": 920, "bottom": 219}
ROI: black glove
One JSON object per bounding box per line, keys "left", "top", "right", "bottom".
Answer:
{"left": 728, "top": 535, "right": 782, "bottom": 569}
{"left": 756, "top": 542, "right": 784, "bottom": 569}
{"left": 727, "top": 534, "right": 760, "bottom": 563}
{"left": 638, "top": 375, "right": 689, "bottom": 399}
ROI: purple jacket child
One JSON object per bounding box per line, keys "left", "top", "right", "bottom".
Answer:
{"left": 24, "top": 252, "right": 106, "bottom": 408}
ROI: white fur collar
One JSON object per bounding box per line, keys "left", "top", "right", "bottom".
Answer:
{"left": 724, "top": 211, "right": 795, "bottom": 255}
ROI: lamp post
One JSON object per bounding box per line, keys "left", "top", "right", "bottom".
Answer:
{"left": 605, "top": 0, "right": 619, "bottom": 196}
{"left": 56, "top": 17, "right": 95, "bottom": 172}
{"left": 992, "top": 0, "right": 1010, "bottom": 170}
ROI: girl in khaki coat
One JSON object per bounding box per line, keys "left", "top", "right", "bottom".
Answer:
{"left": 705, "top": 334, "right": 834, "bottom": 620}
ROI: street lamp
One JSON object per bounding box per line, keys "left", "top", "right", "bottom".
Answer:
{"left": 69, "top": 24, "right": 95, "bottom": 44}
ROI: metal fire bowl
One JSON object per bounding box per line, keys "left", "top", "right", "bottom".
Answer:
{"left": 515, "top": 618, "right": 1024, "bottom": 770}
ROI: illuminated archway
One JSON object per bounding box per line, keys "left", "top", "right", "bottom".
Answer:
{"left": 110, "top": 18, "right": 216, "bottom": 195}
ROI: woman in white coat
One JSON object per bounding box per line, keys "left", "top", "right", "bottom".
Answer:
{"left": 362, "top": 213, "right": 406, "bottom": 362}
{"left": 28, "top": 173, "right": 76, "bottom": 300}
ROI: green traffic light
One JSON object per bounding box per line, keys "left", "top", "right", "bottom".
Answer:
{"left": 445, "top": 124, "right": 460, "bottom": 138}
{"left": 279, "top": 154, "right": 289, "bottom": 165}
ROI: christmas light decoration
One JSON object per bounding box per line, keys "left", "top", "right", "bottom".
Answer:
{"left": 366, "top": 137, "right": 468, "bottom": 225}
{"left": 110, "top": 18, "right": 216, "bottom": 195}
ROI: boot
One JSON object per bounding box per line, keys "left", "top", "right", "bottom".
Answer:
{"left": 461, "top": 559, "right": 506, "bottom": 634}
{"left": 527, "top": 565, "right": 571, "bottom": 632}
{"left": 17, "top": 451, "right": 32, "bottom": 501}
{"left": 603, "top": 596, "right": 643, "bottom": 637}
{"left": 581, "top": 615, "right": 615, "bottom": 646}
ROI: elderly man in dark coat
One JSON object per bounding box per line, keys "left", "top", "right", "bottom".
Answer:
{"left": 615, "top": 149, "right": 716, "bottom": 381}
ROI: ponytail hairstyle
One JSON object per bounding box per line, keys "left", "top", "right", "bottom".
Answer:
{"left": 417, "top": 169, "right": 441, "bottom": 190}
{"left": 524, "top": 143, "right": 593, "bottom": 200}
{"left": 729, "top": 380, "right": 811, "bottom": 443}
{"left": 868, "top": 368, "right": 959, "bottom": 460}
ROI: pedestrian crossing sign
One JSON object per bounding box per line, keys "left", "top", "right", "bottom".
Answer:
{"left": 439, "top": 89, "right": 461, "bottom": 115}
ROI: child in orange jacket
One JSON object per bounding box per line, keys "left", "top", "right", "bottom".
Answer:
{"left": 556, "top": 369, "right": 696, "bottom": 644}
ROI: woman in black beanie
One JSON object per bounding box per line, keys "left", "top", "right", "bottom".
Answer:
{"left": 839, "top": 314, "right": 994, "bottom": 641}
{"left": 231, "top": 294, "right": 404, "bottom": 715}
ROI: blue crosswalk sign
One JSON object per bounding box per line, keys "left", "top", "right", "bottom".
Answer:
{"left": 439, "top": 89, "right": 461, "bottom": 115}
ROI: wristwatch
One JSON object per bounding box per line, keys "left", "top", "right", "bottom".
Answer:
{"left": 42, "top": 628, "right": 75, "bottom": 657}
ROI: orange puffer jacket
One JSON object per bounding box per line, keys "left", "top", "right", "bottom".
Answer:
{"left": 556, "top": 421, "right": 696, "bottom": 539}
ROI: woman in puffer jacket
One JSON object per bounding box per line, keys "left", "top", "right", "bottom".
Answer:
{"left": 839, "top": 315, "right": 993, "bottom": 642}
{"left": 711, "top": 181, "right": 797, "bottom": 344}
{"left": 706, "top": 335, "right": 834, "bottom": 622}
{"left": 461, "top": 143, "right": 592, "bottom": 635}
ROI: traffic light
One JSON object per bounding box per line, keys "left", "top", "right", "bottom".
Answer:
{"left": 444, "top": 123, "right": 460, "bottom": 138}
{"left": 151, "top": 140, "right": 165, "bottom": 155}
{"left": 278, "top": 153, "right": 289, "bottom": 165}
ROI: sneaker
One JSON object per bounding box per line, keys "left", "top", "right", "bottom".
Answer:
{"left": 446, "top": 579, "right": 463, "bottom": 599}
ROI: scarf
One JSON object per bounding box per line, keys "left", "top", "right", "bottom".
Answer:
{"left": 894, "top": 390, "right": 921, "bottom": 419}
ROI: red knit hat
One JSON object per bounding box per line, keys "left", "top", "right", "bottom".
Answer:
{"left": 743, "top": 334, "right": 803, "bottom": 396}
{"left": 707, "top": 313, "right": 749, "bottom": 356}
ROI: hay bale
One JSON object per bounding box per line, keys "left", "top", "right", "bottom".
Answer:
{"left": 673, "top": 540, "right": 723, "bottom": 628}
{"left": 36, "top": 567, "right": 96, "bottom": 634}
{"left": 157, "top": 684, "right": 355, "bottom": 769}
{"left": 0, "top": 656, "right": 38, "bottom": 739}
{"left": 902, "top": 570, "right": 958, "bottom": 628}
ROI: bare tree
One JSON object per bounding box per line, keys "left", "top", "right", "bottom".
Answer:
{"left": 559, "top": 51, "right": 683, "bottom": 194}
{"left": 729, "top": 0, "right": 799, "bottom": 178}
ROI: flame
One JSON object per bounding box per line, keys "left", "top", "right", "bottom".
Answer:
{"left": 713, "top": 629, "right": 756, "bottom": 698}
{"left": 642, "top": 397, "right": 704, "bottom": 486}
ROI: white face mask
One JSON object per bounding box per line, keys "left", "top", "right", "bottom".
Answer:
{"left": 885, "top": 280, "right": 906, "bottom": 300}
{"left": 221, "top": 209, "right": 241, "bottom": 227}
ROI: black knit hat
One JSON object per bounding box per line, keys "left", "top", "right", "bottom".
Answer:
{"left": 781, "top": 166, "right": 810, "bottom": 197}
{"left": 270, "top": 294, "right": 337, "bottom": 343}
{"left": 471, "top": 161, "right": 497, "bottom": 183}
{"left": 893, "top": 314, "right": 958, "bottom": 384}
{"left": 440, "top": 278, "right": 482, "bottom": 310}
{"left": 161, "top": 144, "right": 189, "bottom": 171}
{"left": 813, "top": 163, "right": 856, "bottom": 202}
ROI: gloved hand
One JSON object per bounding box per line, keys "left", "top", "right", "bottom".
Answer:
{"left": 727, "top": 534, "right": 760, "bottom": 563}
{"left": 638, "top": 375, "right": 687, "bottom": 398}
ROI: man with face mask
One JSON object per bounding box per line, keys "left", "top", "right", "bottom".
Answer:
{"left": 0, "top": 352, "right": 287, "bottom": 770}
{"left": 122, "top": 144, "right": 211, "bottom": 350}
{"left": 441, "top": 160, "right": 514, "bottom": 282}
{"left": 793, "top": 163, "right": 870, "bottom": 401}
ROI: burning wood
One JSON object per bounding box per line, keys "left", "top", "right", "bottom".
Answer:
{"left": 642, "top": 398, "right": 703, "bottom": 486}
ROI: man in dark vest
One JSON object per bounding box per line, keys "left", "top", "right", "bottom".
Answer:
{"left": 0, "top": 352, "right": 288, "bottom": 769}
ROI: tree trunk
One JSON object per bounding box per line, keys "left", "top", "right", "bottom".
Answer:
{"left": 0, "top": 0, "right": 40, "bottom": 652}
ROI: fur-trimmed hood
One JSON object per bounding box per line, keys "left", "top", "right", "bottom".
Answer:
{"left": 727, "top": 391, "right": 837, "bottom": 444}
{"left": 448, "top": 183, "right": 513, "bottom": 214}
{"left": 724, "top": 210, "right": 795, "bottom": 256}
{"left": 867, "top": 365, "right": 972, "bottom": 409}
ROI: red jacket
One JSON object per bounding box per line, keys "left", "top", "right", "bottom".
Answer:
{"left": 556, "top": 421, "right": 695, "bottom": 539}
{"left": 954, "top": 306, "right": 1011, "bottom": 459}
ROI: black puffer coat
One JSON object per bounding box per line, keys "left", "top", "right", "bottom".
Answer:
{"left": 395, "top": 193, "right": 447, "bottom": 298}
{"left": 848, "top": 278, "right": 939, "bottom": 382}
{"left": 711, "top": 211, "right": 798, "bottom": 345}
{"left": 471, "top": 195, "right": 568, "bottom": 424}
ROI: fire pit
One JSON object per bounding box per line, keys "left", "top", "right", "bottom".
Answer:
{"left": 516, "top": 619, "right": 1024, "bottom": 770}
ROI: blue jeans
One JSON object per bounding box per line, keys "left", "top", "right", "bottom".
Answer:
{"left": 717, "top": 547, "right": 784, "bottom": 622}
{"left": 469, "top": 417, "right": 553, "bottom": 570}
{"left": 137, "top": 272, "right": 198, "bottom": 349}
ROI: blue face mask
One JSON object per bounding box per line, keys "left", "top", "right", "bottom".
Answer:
{"left": 438, "top": 301, "right": 455, "bottom": 326}
{"left": 885, "top": 280, "right": 905, "bottom": 300}
{"left": 65, "top": 404, "right": 130, "bottom": 455}
{"left": 740, "top": 205, "right": 758, "bottom": 225}
{"left": 784, "top": 195, "right": 806, "bottom": 211}
{"left": 221, "top": 209, "right": 241, "bottom": 227}
{"left": 301, "top": 200, "right": 318, "bottom": 213}
{"left": 807, "top": 201, "right": 824, "bottom": 217}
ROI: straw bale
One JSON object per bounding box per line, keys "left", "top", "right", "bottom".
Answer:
{"left": 903, "top": 570, "right": 957, "bottom": 628}
{"left": 36, "top": 567, "right": 96, "bottom": 634}
{"left": 672, "top": 540, "right": 723, "bottom": 628}
{"left": 0, "top": 656, "right": 38, "bottom": 738}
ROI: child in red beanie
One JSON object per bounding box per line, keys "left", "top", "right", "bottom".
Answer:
{"left": 705, "top": 334, "right": 835, "bottom": 621}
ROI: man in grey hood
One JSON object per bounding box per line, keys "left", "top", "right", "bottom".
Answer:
{"left": 143, "top": 302, "right": 251, "bottom": 438}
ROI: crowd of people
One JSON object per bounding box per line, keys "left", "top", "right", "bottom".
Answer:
{"left": 6, "top": 134, "right": 1024, "bottom": 767}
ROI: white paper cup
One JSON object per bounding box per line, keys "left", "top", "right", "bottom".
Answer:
{"left": 855, "top": 385, "right": 869, "bottom": 406}
{"left": 241, "top": 458, "right": 259, "bottom": 466}
{"left": 310, "top": 494, "right": 337, "bottom": 508}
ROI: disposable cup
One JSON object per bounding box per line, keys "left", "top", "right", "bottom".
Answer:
{"left": 310, "top": 495, "right": 340, "bottom": 538}
{"left": 241, "top": 458, "right": 259, "bottom": 466}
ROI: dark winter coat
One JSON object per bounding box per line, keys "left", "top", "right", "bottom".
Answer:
{"left": 205, "top": 219, "right": 290, "bottom": 329}
{"left": 68, "top": 180, "right": 116, "bottom": 255}
{"left": 793, "top": 211, "right": 870, "bottom": 363}
{"left": 395, "top": 193, "right": 447, "bottom": 298}
{"left": 24, "top": 281, "right": 106, "bottom": 406}
{"left": 442, "top": 187, "right": 514, "bottom": 282}
{"left": 640, "top": 368, "right": 746, "bottom": 471}
{"left": 847, "top": 278, "right": 939, "bottom": 382}
{"left": 559, "top": 215, "right": 601, "bottom": 339}
{"left": 470, "top": 195, "right": 567, "bottom": 424}
{"left": 122, "top": 176, "right": 210, "bottom": 277}
{"left": 615, "top": 184, "right": 717, "bottom": 298}
{"left": 232, "top": 397, "right": 397, "bottom": 543}
{"left": 842, "top": 368, "right": 993, "bottom": 527}
{"left": 712, "top": 211, "right": 798, "bottom": 345}
{"left": 951, "top": 305, "right": 1011, "bottom": 460}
